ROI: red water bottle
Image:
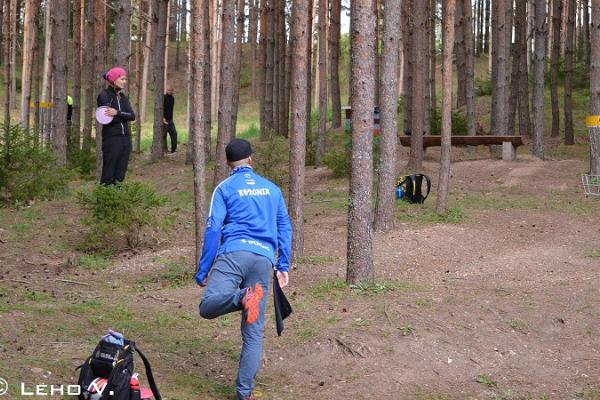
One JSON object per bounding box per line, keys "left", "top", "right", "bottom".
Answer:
{"left": 130, "top": 373, "right": 141, "bottom": 400}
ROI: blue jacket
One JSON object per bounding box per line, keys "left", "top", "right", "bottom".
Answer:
{"left": 195, "top": 166, "right": 292, "bottom": 284}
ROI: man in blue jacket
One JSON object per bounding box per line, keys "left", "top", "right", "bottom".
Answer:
{"left": 195, "top": 138, "right": 292, "bottom": 400}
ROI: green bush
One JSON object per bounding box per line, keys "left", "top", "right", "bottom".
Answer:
{"left": 253, "top": 136, "right": 290, "bottom": 190}
{"left": 0, "top": 124, "right": 73, "bottom": 205}
{"left": 429, "top": 107, "right": 469, "bottom": 136}
{"left": 322, "top": 130, "right": 380, "bottom": 178}
{"left": 77, "top": 181, "right": 165, "bottom": 251}
{"left": 475, "top": 76, "right": 492, "bottom": 96}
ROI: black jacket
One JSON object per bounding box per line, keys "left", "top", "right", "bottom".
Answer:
{"left": 97, "top": 87, "right": 136, "bottom": 138}
{"left": 163, "top": 93, "right": 174, "bottom": 121}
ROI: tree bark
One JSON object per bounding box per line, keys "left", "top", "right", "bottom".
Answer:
{"left": 408, "top": 0, "right": 427, "bottom": 171}
{"left": 71, "top": 0, "right": 82, "bottom": 149}
{"left": 484, "top": 0, "right": 490, "bottom": 53}
{"left": 491, "top": 0, "right": 509, "bottom": 157}
{"left": 430, "top": 0, "right": 436, "bottom": 112}
{"left": 213, "top": 0, "right": 237, "bottom": 183}
{"left": 41, "top": 1, "right": 53, "bottom": 145}
{"left": 2, "top": 0, "right": 11, "bottom": 131}
{"left": 20, "top": 0, "right": 39, "bottom": 133}
{"left": 532, "top": 0, "right": 547, "bottom": 158}
{"left": 150, "top": 0, "right": 168, "bottom": 162}
{"left": 329, "top": 0, "right": 341, "bottom": 128}
{"left": 191, "top": 0, "right": 208, "bottom": 261}
{"left": 249, "top": 0, "right": 258, "bottom": 97}
{"left": 402, "top": 0, "right": 412, "bottom": 135}
{"left": 203, "top": 0, "right": 212, "bottom": 158}
{"left": 437, "top": 0, "right": 456, "bottom": 215}
{"left": 463, "top": 0, "right": 475, "bottom": 136}
{"left": 141, "top": 0, "right": 153, "bottom": 124}
{"left": 517, "top": 0, "right": 531, "bottom": 137}
{"left": 589, "top": 0, "right": 600, "bottom": 174}
{"left": 259, "top": 0, "right": 268, "bottom": 138}
{"left": 51, "top": 0, "right": 68, "bottom": 165}
{"left": 564, "top": 0, "right": 575, "bottom": 145}
{"left": 347, "top": 0, "right": 375, "bottom": 285}
{"left": 455, "top": 0, "right": 467, "bottom": 108}
{"left": 230, "top": 0, "right": 244, "bottom": 133}
{"left": 373, "top": 0, "right": 400, "bottom": 233}
{"left": 9, "top": 0, "right": 16, "bottom": 111}
{"left": 134, "top": 0, "right": 144, "bottom": 153}
{"left": 550, "top": 0, "right": 562, "bottom": 138}
{"left": 289, "top": 0, "right": 310, "bottom": 263}
{"left": 82, "top": 0, "right": 94, "bottom": 153}
{"left": 583, "top": 0, "right": 590, "bottom": 67}
{"left": 315, "top": 0, "right": 327, "bottom": 166}
{"left": 94, "top": 0, "right": 106, "bottom": 179}
{"left": 113, "top": 0, "right": 132, "bottom": 68}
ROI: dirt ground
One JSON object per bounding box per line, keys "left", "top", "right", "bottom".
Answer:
{"left": 1, "top": 142, "right": 599, "bottom": 400}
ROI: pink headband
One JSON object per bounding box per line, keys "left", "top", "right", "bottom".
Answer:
{"left": 103, "top": 67, "right": 127, "bottom": 84}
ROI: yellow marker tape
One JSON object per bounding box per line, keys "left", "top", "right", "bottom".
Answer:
{"left": 29, "top": 102, "right": 53, "bottom": 108}
{"left": 586, "top": 115, "right": 600, "bottom": 128}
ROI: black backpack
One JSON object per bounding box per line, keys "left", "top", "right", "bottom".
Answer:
{"left": 77, "top": 336, "right": 162, "bottom": 400}
{"left": 397, "top": 174, "right": 431, "bottom": 204}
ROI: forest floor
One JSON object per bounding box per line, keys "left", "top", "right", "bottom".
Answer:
{"left": 1, "top": 132, "right": 600, "bottom": 400}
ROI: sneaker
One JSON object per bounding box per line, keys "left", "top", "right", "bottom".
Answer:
{"left": 241, "top": 283, "right": 263, "bottom": 324}
{"left": 243, "top": 395, "right": 256, "bottom": 400}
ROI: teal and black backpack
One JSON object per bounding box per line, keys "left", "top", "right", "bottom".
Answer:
{"left": 396, "top": 174, "right": 431, "bottom": 204}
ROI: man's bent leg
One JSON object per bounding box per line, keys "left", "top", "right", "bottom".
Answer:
{"left": 236, "top": 254, "right": 272, "bottom": 400}
{"left": 199, "top": 253, "right": 245, "bottom": 319}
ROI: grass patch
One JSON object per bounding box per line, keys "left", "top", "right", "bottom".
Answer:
{"left": 297, "top": 255, "right": 338, "bottom": 265}
{"left": 575, "top": 385, "right": 600, "bottom": 400}
{"left": 508, "top": 318, "right": 528, "bottom": 333}
{"left": 79, "top": 254, "right": 112, "bottom": 270}
{"left": 588, "top": 250, "right": 600, "bottom": 258}
{"left": 398, "top": 324, "right": 415, "bottom": 336}
{"left": 349, "top": 281, "right": 401, "bottom": 296}
{"left": 297, "top": 323, "right": 319, "bottom": 341}
{"left": 414, "top": 387, "right": 454, "bottom": 400}
{"left": 306, "top": 279, "right": 348, "bottom": 300}
{"left": 476, "top": 374, "right": 498, "bottom": 388}
{"left": 396, "top": 202, "right": 466, "bottom": 224}
{"left": 172, "top": 373, "right": 236, "bottom": 398}
{"left": 307, "top": 190, "right": 349, "bottom": 210}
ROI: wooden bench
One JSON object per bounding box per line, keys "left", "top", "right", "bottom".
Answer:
{"left": 399, "top": 135, "right": 524, "bottom": 161}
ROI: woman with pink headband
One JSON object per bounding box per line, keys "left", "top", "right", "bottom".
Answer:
{"left": 97, "top": 67, "right": 136, "bottom": 185}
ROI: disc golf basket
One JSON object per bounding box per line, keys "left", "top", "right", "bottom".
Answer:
{"left": 581, "top": 174, "right": 600, "bottom": 197}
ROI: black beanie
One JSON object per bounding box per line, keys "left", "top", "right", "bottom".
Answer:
{"left": 225, "top": 138, "right": 252, "bottom": 162}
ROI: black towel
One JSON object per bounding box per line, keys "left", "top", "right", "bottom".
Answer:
{"left": 273, "top": 272, "right": 293, "bottom": 336}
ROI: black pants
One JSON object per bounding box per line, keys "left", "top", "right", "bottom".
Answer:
{"left": 164, "top": 119, "right": 178, "bottom": 153}
{"left": 101, "top": 135, "right": 132, "bottom": 185}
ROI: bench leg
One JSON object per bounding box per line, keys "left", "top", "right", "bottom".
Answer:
{"left": 502, "top": 141, "right": 516, "bottom": 161}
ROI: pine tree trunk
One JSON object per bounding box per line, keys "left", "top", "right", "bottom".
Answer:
{"left": 71, "top": 0, "right": 82, "bottom": 149}
{"left": 82, "top": 0, "right": 94, "bottom": 153}
{"left": 315, "top": 0, "right": 327, "bottom": 166}
{"left": 373, "top": 0, "right": 400, "bottom": 233}
{"left": 134, "top": 0, "right": 144, "bottom": 153}
{"left": 114, "top": 0, "right": 132, "bottom": 67}
{"left": 191, "top": 0, "right": 208, "bottom": 261}
{"left": 33, "top": 35, "right": 41, "bottom": 140}
{"left": 589, "top": 0, "right": 600, "bottom": 174}
{"left": 169, "top": 0, "right": 177, "bottom": 41}
{"left": 272, "top": 0, "right": 280, "bottom": 133}
{"left": 151, "top": 0, "right": 168, "bottom": 162}
{"left": 305, "top": 0, "right": 313, "bottom": 157}
{"left": 347, "top": 0, "right": 375, "bottom": 285}
{"left": 289, "top": 0, "right": 310, "bottom": 262}
{"left": 430, "top": 0, "right": 436, "bottom": 112}
{"left": 41, "top": 2, "right": 53, "bottom": 145}
{"left": 20, "top": 0, "right": 39, "bottom": 133}
{"left": 203, "top": 0, "right": 212, "bottom": 158}
{"left": 437, "top": 0, "right": 456, "bottom": 215}
{"left": 408, "top": 0, "right": 426, "bottom": 171}
{"left": 94, "top": 0, "right": 106, "bottom": 179}
{"left": 329, "top": 0, "right": 341, "bottom": 128}
{"left": 2, "top": 0, "right": 11, "bottom": 130}
{"left": 550, "top": 0, "right": 562, "bottom": 138}
{"left": 455, "top": 0, "right": 467, "bottom": 108}
{"left": 491, "top": 0, "right": 509, "bottom": 157}
{"left": 517, "top": 0, "right": 531, "bottom": 137}
{"left": 51, "top": 0, "right": 68, "bottom": 165}
{"left": 564, "top": 0, "right": 575, "bottom": 144}
{"left": 583, "top": 0, "right": 590, "bottom": 66}
{"left": 277, "top": 0, "right": 286, "bottom": 136}
{"left": 249, "top": 0, "right": 258, "bottom": 97}
{"left": 213, "top": 0, "right": 237, "bottom": 183}
{"left": 140, "top": 0, "right": 153, "bottom": 124}
{"left": 9, "top": 0, "right": 16, "bottom": 111}
{"left": 484, "top": 0, "right": 490, "bottom": 53}
{"left": 464, "top": 0, "right": 475, "bottom": 136}
{"left": 230, "top": 0, "right": 244, "bottom": 133}
{"left": 402, "top": 0, "right": 412, "bottom": 134}
{"left": 532, "top": 0, "right": 547, "bottom": 158}
{"left": 374, "top": 0, "right": 381, "bottom": 107}
{"left": 259, "top": 0, "right": 268, "bottom": 138}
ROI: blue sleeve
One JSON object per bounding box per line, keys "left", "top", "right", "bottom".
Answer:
{"left": 195, "top": 186, "right": 227, "bottom": 284}
{"left": 275, "top": 191, "right": 292, "bottom": 272}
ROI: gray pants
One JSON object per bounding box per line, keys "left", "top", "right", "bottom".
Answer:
{"left": 199, "top": 251, "right": 272, "bottom": 400}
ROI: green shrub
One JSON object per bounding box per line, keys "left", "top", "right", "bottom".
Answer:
{"left": 475, "top": 76, "right": 492, "bottom": 96}
{"left": 0, "top": 124, "right": 73, "bottom": 205}
{"left": 429, "top": 107, "right": 469, "bottom": 136}
{"left": 250, "top": 136, "right": 290, "bottom": 190}
{"left": 77, "top": 181, "right": 165, "bottom": 251}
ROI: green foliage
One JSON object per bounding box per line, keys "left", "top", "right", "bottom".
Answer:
{"left": 77, "top": 181, "right": 164, "bottom": 251}
{"left": 252, "top": 136, "right": 289, "bottom": 189}
{"left": 475, "top": 76, "right": 493, "bottom": 96}
{"left": 476, "top": 374, "right": 498, "bottom": 388}
{"left": 238, "top": 123, "right": 260, "bottom": 140}
{"left": 398, "top": 324, "right": 415, "bottom": 336}
{"left": 79, "top": 254, "right": 112, "bottom": 270}
{"left": 0, "top": 124, "right": 73, "bottom": 205}
{"left": 429, "top": 107, "right": 469, "bottom": 136}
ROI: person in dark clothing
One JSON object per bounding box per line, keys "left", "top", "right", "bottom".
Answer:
{"left": 97, "top": 67, "right": 136, "bottom": 185}
{"left": 67, "top": 95, "right": 73, "bottom": 125}
{"left": 163, "top": 87, "right": 177, "bottom": 153}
